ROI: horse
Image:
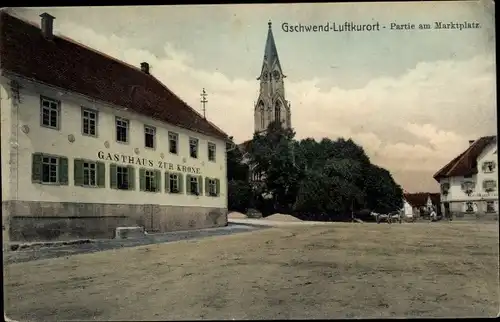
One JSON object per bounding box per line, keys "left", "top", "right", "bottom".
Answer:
{"left": 371, "top": 211, "right": 391, "bottom": 224}
{"left": 388, "top": 211, "right": 403, "bottom": 224}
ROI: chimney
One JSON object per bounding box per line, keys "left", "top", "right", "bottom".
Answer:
{"left": 40, "top": 13, "right": 55, "bottom": 40}
{"left": 140, "top": 62, "right": 150, "bottom": 74}
{"left": 469, "top": 140, "right": 475, "bottom": 146}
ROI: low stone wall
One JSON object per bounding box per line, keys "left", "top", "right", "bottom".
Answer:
{"left": 3, "top": 200, "right": 227, "bottom": 242}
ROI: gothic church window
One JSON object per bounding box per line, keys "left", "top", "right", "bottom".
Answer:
{"left": 275, "top": 101, "right": 281, "bottom": 124}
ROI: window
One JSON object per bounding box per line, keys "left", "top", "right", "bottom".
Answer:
{"left": 206, "top": 178, "right": 220, "bottom": 197}
{"left": 82, "top": 108, "right": 98, "bottom": 137}
{"left": 31, "top": 153, "right": 68, "bottom": 185}
{"left": 274, "top": 102, "right": 281, "bottom": 124}
{"left": 483, "top": 180, "right": 497, "bottom": 192}
{"left": 140, "top": 169, "right": 161, "bottom": 192}
{"left": 167, "top": 173, "right": 182, "bottom": 194}
{"left": 74, "top": 159, "right": 105, "bottom": 187}
{"left": 461, "top": 181, "right": 475, "bottom": 195}
{"left": 40, "top": 96, "right": 60, "bottom": 129}
{"left": 465, "top": 202, "right": 474, "bottom": 213}
{"left": 84, "top": 162, "right": 97, "bottom": 186}
{"left": 482, "top": 161, "right": 496, "bottom": 173}
{"left": 169, "top": 132, "right": 178, "bottom": 154}
{"left": 440, "top": 183, "right": 450, "bottom": 195}
{"left": 208, "top": 142, "right": 216, "bottom": 162}
{"left": 144, "top": 125, "right": 156, "bottom": 149}
{"left": 187, "top": 175, "right": 202, "bottom": 195}
{"left": 486, "top": 201, "right": 495, "bottom": 213}
{"left": 189, "top": 138, "right": 199, "bottom": 159}
{"left": 110, "top": 165, "right": 135, "bottom": 190}
{"left": 115, "top": 117, "right": 129, "bottom": 143}
{"left": 42, "top": 157, "right": 58, "bottom": 183}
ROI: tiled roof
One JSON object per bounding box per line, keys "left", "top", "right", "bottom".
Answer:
{"left": 433, "top": 136, "right": 497, "bottom": 181}
{"left": 0, "top": 12, "right": 228, "bottom": 140}
{"left": 404, "top": 193, "right": 440, "bottom": 208}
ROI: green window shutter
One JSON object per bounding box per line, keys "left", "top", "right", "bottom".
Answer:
{"left": 205, "top": 177, "right": 209, "bottom": 196}
{"left": 74, "top": 159, "right": 84, "bottom": 186}
{"left": 165, "top": 171, "right": 170, "bottom": 193}
{"left": 186, "top": 174, "right": 191, "bottom": 195}
{"left": 198, "top": 175, "right": 203, "bottom": 195}
{"left": 97, "top": 162, "right": 106, "bottom": 188}
{"left": 139, "top": 168, "right": 146, "bottom": 191}
{"left": 110, "top": 164, "right": 117, "bottom": 189}
{"left": 32, "top": 153, "right": 42, "bottom": 183}
{"left": 128, "top": 166, "right": 135, "bottom": 191}
{"left": 154, "top": 170, "right": 161, "bottom": 193}
{"left": 178, "top": 173, "right": 184, "bottom": 194}
{"left": 216, "top": 179, "right": 221, "bottom": 196}
{"left": 58, "top": 157, "right": 69, "bottom": 185}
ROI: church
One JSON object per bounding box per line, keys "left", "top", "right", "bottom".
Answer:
{"left": 238, "top": 21, "right": 292, "bottom": 181}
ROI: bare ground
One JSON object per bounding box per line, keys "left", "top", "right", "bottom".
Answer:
{"left": 4, "top": 222, "right": 499, "bottom": 320}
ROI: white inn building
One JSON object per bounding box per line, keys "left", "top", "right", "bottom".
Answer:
{"left": 1, "top": 12, "right": 230, "bottom": 241}
{"left": 433, "top": 136, "right": 498, "bottom": 220}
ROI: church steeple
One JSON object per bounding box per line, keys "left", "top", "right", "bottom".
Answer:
{"left": 261, "top": 20, "right": 283, "bottom": 76}
{"left": 254, "top": 20, "right": 291, "bottom": 134}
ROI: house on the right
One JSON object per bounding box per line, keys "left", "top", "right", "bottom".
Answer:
{"left": 433, "top": 136, "right": 498, "bottom": 220}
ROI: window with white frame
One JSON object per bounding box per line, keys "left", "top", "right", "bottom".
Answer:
{"left": 40, "top": 96, "right": 60, "bottom": 129}
{"left": 482, "top": 161, "right": 496, "bottom": 173}
{"left": 42, "top": 156, "right": 58, "bottom": 183}
{"left": 83, "top": 162, "right": 97, "bottom": 186}
{"left": 208, "top": 142, "right": 216, "bottom": 162}
{"left": 116, "top": 117, "right": 129, "bottom": 143}
{"left": 486, "top": 201, "right": 495, "bottom": 213}
{"left": 169, "top": 132, "right": 178, "bottom": 154}
{"left": 189, "top": 137, "right": 199, "bottom": 159}
{"left": 483, "top": 180, "right": 497, "bottom": 192}
{"left": 145, "top": 170, "right": 156, "bottom": 192}
{"left": 116, "top": 166, "right": 129, "bottom": 190}
{"left": 169, "top": 173, "right": 180, "bottom": 193}
{"left": 208, "top": 178, "right": 217, "bottom": 196}
{"left": 190, "top": 176, "right": 199, "bottom": 195}
{"left": 144, "top": 125, "right": 156, "bottom": 149}
{"left": 82, "top": 108, "right": 97, "bottom": 136}
{"left": 465, "top": 202, "right": 474, "bottom": 213}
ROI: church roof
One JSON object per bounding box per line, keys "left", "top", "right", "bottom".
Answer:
{"left": 261, "top": 21, "right": 283, "bottom": 73}
{"left": 433, "top": 135, "right": 497, "bottom": 181}
{"left": 0, "top": 11, "right": 229, "bottom": 140}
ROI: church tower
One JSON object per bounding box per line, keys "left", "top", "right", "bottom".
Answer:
{"left": 254, "top": 21, "right": 291, "bottom": 133}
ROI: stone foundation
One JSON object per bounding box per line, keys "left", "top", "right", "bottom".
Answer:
{"left": 2, "top": 200, "right": 228, "bottom": 242}
{"left": 450, "top": 212, "right": 498, "bottom": 221}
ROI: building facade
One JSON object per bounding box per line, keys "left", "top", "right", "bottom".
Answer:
{"left": 403, "top": 192, "right": 441, "bottom": 218}
{"left": 433, "top": 136, "right": 498, "bottom": 220}
{"left": 1, "top": 12, "right": 229, "bottom": 241}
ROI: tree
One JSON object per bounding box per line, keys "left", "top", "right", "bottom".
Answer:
{"left": 226, "top": 139, "right": 249, "bottom": 182}
{"left": 226, "top": 138, "right": 252, "bottom": 212}
{"left": 363, "top": 164, "right": 403, "bottom": 213}
{"left": 227, "top": 180, "right": 253, "bottom": 212}
{"left": 248, "top": 121, "right": 302, "bottom": 212}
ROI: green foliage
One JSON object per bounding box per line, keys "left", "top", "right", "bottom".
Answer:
{"left": 226, "top": 140, "right": 249, "bottom": 182}
{"left": 244, "top": 124, "right": 403, "bottom": 220}
{"left": 227, "top": 180, "right": 253, "bottom": 212}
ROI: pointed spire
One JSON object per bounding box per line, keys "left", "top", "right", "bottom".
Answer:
{"left": 261, "top": 20, "right": 282, "bottom": 73}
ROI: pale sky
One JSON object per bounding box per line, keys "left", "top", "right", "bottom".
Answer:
{"left": 10, "top": 1, "right": 496, "bottom": 192}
